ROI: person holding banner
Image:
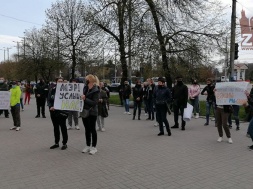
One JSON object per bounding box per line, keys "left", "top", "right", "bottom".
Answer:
{"left": 81, "top": 74, "right": 99, "bottom": 155}
{"left": 47, "top": 78, "right": 68, "bottom": 150}
{"left": 0, "top": 77, "right": 10, "bottom": 118}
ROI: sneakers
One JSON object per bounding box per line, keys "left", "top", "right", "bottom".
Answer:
{"left": 89, "top": 147, "right": 97, "bottom": 155}
{"left": 217, "top": 137, "right": 223, "bottom": 142}
{"left": 171, "top": 125, "right": 179, "bottom": 129}
{"left": 229, "top": 125, "right": 232, "bottom": 129}
{"left": 144, "top": 113, "right": 148, "bottom": 116}
{"left": 75, "top": 126, "right": 80, "bottom": 130}
{"left": 211, "top": 118, "right": 215, "bottom": 121}
{"left": 236, "top": 126, "right": 240, "bottom": 131}
{"left": 61, "top": 145, "right": 68, "bottom": 150}
{"left": 16, "top": 127, "right": 20, "bottom": 131}
{"left": 248, "top": 145, "right": 253, "bottom": 150}
{"left": 204, "top": 123, "right": 209, "bottom": 126}
{"left": 50, "top": 144, "right": 59, "bottom": 149}
{"left": 101, "top": 128, "right": 105, "bottom": 132}
{"left": 10, "top": 127, "right": 17, "bottom": 130}
{"left": 82, "top": 146, "right": 91, "bottom": 153}
{"left": 154, "top": 122, "right": 159, "bottom": 127}
{"left": 35, "top": 115, "right": 40, "bottom": 118}
{"left": 67, "top": 126, "right": 72, "bottom": 130}
{"left": 228, "top": 138, "right": 233, "bottom": 144}
{"left": 42, "top": 115, "right": 46, "bottom": 118}
{"left": 127, "top": 112, "right": 131, "bottom": 115}
{"left": 195, "top": 113, "right": 199, "bottom": 119}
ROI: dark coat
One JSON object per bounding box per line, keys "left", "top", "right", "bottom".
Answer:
{"left": 133, "top": 85, "right": 143, "bottom": 102}
{"left": 122, "top": 84, "right": 131, "bottom": 99}
{"left": 98, "top": 89, "right": 108, "bottom": 116}
{"left": 201, "top": 84, "right": 216, "bottom": 102}
{"left": 153, "top": 86, "right": 172, "bottom": 105}
{"left": 172, "top": 83, "right": 188, "bottom": 108}
{"left": 0, "top": 83, "right": 8, "bottom": 91}
{"left": 83, "top": 85, "right": 99, "bottom": 116}
{"left": 34, "top": 82, "right": 48, "bottom": 98}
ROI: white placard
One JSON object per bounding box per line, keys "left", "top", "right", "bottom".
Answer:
{"left": 0, "top": 91, "right": 10, "bottom": 109}
{"left": 54, "top": 83, "right": 84, "bottom": 111}
{"left": 215, "top": 82, "right": 249, "bottom": 105}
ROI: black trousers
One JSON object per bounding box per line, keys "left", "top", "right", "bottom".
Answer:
{"left": 50, "top": 111, "right": 68, "bottom": 145}
{"left": 173, "top": 104, "right": 186, "bottom": 127}
{"left": 82, "top": 115, "right": 97, "bottom": 147}
{"left": 36, "top": 97, "right": 46, "bottom": 116}
{"left": 11, "top": 106, "right": 21, "bottom": 127}
{"left": 156, "top": 104, "right": 170, "bottom": 133}
{"left": 0, "top": 109, "right": 9, "bottom": 117}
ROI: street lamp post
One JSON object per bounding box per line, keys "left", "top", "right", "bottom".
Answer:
{"left": 0, "top": 48, "right": 5, "bottom": 62}
{"left": 6, "top": 48, "right": 12, "bottom": 61}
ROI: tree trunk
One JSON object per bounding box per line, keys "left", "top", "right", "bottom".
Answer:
{"left": 145, "top": 0, "right": 172, "bottom": 88}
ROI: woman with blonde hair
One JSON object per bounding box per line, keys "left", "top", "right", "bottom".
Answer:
{"left": 80, "top": 74, "right": 100, "bottom": 155}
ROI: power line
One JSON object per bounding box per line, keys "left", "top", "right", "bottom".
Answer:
{"left": 0, "top": 13, "right": 42, "bottom": 26}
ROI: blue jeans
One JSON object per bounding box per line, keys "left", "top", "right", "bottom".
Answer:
{"left": 228, "top": 105, "right": 240, "bottom": 126}
{"left": 124, "top": 99, "right": 130, "bottom": 112}
{"left": 205, "top": 101, "right": 216, "bottom": 124}
{"left": 190, "top": 97, "right": 199, "bottom": 114}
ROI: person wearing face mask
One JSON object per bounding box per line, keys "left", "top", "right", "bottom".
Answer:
{"left": 201, "top": 78, "right": 216, "bottom": 126}
{"left": 0, "top": 77, "right": 10, "bottom": 118}
{"left": 132, "top": 80, "right": 143, "bottom": 120}
{"left": 153, "top": 77, "right": 172, "bottom": 136}
{"left": 188, "top": 79, "right": 200, "bottom": 119}
{"left": 171, "top": 75, "right": 188, "bottom": 130}
{"left": 34, "top": 79, "right": 48, "bottom": 118}
{"left": 122, "top": 81, "right": 132, "bottom": 115}
{"left": 9, "top": 81, "right": 22, "bottom": 131}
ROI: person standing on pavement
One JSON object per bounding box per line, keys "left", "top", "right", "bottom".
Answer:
{"left": 24, "top": 82, "right": 32, "bottom": 105}
{"left": 188, "top": 79, "right": 200, "bottom": 119}
{"left": 67, "top": 78, "right": 80, "bottom": 130}
{"left": 171, "top": 75, "right": 188, "bottom": 130}
{"left": 34, "top": 79, "right": 48, "bottom": 118}
{"left": 0, "top": 77, "right": 10, "bottom": 118}
{"left": 145, "top": 78, "right": 155, "bottom": 120}
{"left": 201, "top": 78, "right": 216, "bottom": 126}
{"left": 244, "top": 91, "right": 253, "bottom": 149}
{"left": 97, "top": 82, "right": 108, "bottom": 131}
{"left": 18, "top": 81, "right": 25, "bottom": 111}
{"left": 9, "top": 81, "right": 22, "bottom": 131}
{"left": 132, "top": 80, "right": 143, "bottom": 120}
{"left": 122, "top": 81, "right": 132, "bottom": 115}
{"left": 154, "top": 77, "right": 172, "bottom": 136}
{"left": 118, "top": 83, "right": 124, "bottom": 106}
{"left": 47, "top": 77, "right": 68, "bottom": 150}
{"left": 81, "top": 74, "right": 99, "bottom": 155}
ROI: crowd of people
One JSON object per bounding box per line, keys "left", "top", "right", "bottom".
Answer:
{"left": 1, "top": 75, "right": 253, "bottom": 154}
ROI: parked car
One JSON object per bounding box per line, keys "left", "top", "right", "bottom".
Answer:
{"left": 108, "top": 83, "right": 120, "bottom": 92}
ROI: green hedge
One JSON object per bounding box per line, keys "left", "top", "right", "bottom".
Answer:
{"left": 109, "top": 95, "right": 248, "bottom": 121}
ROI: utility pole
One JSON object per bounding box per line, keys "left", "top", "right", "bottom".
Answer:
{"left": 225, "top": 37, "right": 229, "bottom": 80}
{"left": 6, "top": 47, "right": 11, "bottom": 61}
{"left": 127, "top": 0, "right": 132, "bottom": 84}
{"left": 229, "top": 0, "right": 237, "bottom": 81}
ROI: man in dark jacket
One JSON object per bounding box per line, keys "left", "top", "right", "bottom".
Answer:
{"left": 171, "top": 75, "right": 188, "bottom": 130}
{"left": 145, "top": 78, "right": 155, "bottom": 120}
{"left": 201, "top": 78, "right": 216, "bottom": 126}
{"left": 154, "top": 77, "right": 172, "bottom": 136}
{"left": 122, "top": 81, "right": 132, "bottom": 115}
{"left": 132, "top": 80, "right": 143, "bottom": 120}
{"left": 34, "top": 79, "right": 48, "bottom": 118}
{"left": 0, "top": 77, "right": 9, "bottom": 118}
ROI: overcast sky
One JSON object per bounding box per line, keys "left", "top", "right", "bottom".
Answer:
{"left": 0, "top": 0, "right": 252, "bottom": 63}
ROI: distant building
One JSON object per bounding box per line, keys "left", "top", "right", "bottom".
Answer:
{"left": 234, "top": 63, "right": 248, "bottom": 80}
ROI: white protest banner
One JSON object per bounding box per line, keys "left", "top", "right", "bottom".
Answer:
{"left": 0, "top": 91, "right": 10, "bottom": 109}
{"left": 215, "top": 82, "right": 249, "bottom": 105}
{"left": 54, "top": 83, "right": 84, "bottom": 111}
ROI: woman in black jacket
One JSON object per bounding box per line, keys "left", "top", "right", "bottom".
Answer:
{"left": 47, "top": 77, "right": 68, "bottom": 150}
{"left": 80, "top": 74, "right": 99, "bottom": 155}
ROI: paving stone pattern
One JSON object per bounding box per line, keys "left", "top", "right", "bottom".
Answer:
{"left": 0, "top": 98, "right": 253, "bottom": 189}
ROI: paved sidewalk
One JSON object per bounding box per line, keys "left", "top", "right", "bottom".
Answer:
{"left": 0, "top": 98, "right": 253, "bottom": 189}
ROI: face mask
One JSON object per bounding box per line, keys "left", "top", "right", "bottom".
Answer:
{"left": 177, "top": 81, "right": 183, "bottom": 85}
{"left": 12, "top": 85, "right": 16, "bottom": 88}
{"left": 125, "top": 84, "right": 128, "bottom": 86}
{"left": 85, "top": 80, "right": 89, "bottom": 85}
{"left": 158, "top": 85, "right": 163, "bottom": 88}
{"left": 193, "top": 82, "right": 197, "bottom": 84}
{"left": 0, "top": 80, "right": 4, "bottom": 83}
{"left": 207, "top": 83, "right": 211, "bottom": 86}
